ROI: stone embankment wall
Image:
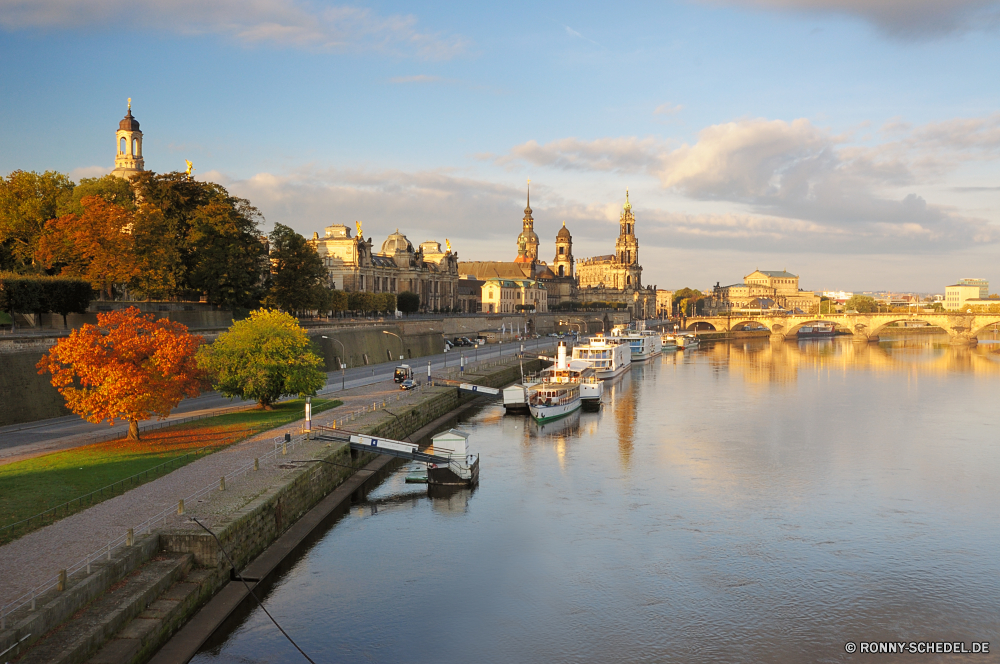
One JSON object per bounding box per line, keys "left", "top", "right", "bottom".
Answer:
{"left": 0, "top": 359, "right": 540, "bottom": 663}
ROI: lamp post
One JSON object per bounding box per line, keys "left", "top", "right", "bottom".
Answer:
{"left": 382, "top": 330, "right": 404, "bottom": 361}
{"left": 321, "top": 336, "right": 346, "bottom": 390}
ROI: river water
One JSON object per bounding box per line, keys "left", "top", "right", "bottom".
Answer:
{"left": 192, "top": 334, "right": 1000, "bottom": 663}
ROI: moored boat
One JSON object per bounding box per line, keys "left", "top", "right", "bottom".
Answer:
{"left": 571, "top": 334, "right": 632, "bottom": 379}
{"left": 661, "top": 334, "right": 678, "bottom": 351}
{"left": 528, "top": 342, "right": 584, "bottom": 422}
{"left": 676, "top": 334, "right": 700, "bottom": 349}
{"left": 613, "top": 325, "right": 663, "bottom": 361}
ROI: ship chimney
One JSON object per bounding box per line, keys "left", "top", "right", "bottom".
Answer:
{"left": 557, "top": 341, "right": 567, "bottom": 370}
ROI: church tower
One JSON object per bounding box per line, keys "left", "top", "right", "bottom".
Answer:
{"left": 514, "top": 181, "right": 539, "bottom": 264}
{"left": 615, "top": 190, "right": 642, "bottom": 289}
{"left": 553, "top": 221, "right": 574, "bottom": 278}
{"left": 111, "top": 98, "right": 145, "bottom": 179}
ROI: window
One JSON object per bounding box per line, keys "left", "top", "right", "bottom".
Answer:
{"left": 132, "top": 138, "right": 138, "bottom": 155}
{"left": 120, "top": 137, "right": 126, "bottom": 154}
{"left": 559, "top": 246, "right": 565, "bottom": 255}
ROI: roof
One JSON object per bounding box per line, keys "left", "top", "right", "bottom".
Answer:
{"left": 556, "top": 222, "right": 571, "bottom": 240}
{"left": 458, "top": 261, "right": 533, "bottom": 280}
{"left": 751, "top": 270, "right": 797, "bottom": 278}
{"left": 119, "top": 108, "right": 140, "bottom": 132}
{"left": 581, "top": 254, "right": 614, "bottom": 263}
{"left": 371, "top": 255, "right": 397, "bottom": 268}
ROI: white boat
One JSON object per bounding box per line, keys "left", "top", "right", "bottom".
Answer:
{"left": 537, "top": 350, "right": 603, "bottom": 410}
{"left": 528, "top": 342, "right": 584, "bottom": 422}
{"left": 528, "top": 383, "right": 582, "bottom": 423}
{"left": 502, "top": 384, "right": 530, "bottom": 413}
{"left": 572, "top": 334, "right": 632, "bottom": 379}
{"left": 676, "top": 334, "right": 700, "bottom": 349}
{"left": 613, "top": 326, "right": 663, "bottom": 362}
{"left": 661, "top": 335, "right": 678, "bottom": 351}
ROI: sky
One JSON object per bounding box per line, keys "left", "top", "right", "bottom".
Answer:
{"left": 2, "top": 0, "right": 1000, "bottom": 293}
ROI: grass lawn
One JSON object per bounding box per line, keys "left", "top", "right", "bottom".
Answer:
{"left": 0, "top": 397, "right": 341, "bottom": 545}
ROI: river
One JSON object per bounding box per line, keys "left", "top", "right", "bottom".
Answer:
{"left": 191, "top": 334, "right": 1000, "bottom": 663}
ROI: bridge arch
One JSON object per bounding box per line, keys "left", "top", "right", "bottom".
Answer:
{"left": 688, "top": 321, "right": 718, "bottom": 331}
{"left": 970, "top": 318, "right": 1000, "bottom": 338}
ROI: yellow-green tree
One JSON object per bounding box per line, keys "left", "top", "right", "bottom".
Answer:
{"left": 198, "top": 309, "right": 325, "bottom": 409}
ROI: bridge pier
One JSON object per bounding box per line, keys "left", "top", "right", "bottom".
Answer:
{"left": 950, "top": 334, "right": 978, "bottom": 346}
{"left": 852, "top": 333, "right": 879, "bottom": 343}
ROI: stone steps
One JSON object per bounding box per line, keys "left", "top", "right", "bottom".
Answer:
{"left": 16, "top": 554, "right": 194, "bottom": 664}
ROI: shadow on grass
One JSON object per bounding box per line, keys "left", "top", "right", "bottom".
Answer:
{"left": 0, "top": 397, "right": 341, "bottom": 545}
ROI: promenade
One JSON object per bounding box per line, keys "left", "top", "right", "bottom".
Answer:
{"left": 0, "top": 343, "right": 552, "bottom": 612}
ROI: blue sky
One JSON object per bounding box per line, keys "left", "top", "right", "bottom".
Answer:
{"left": 2, "top": 0, "right": 1000, "bottom": 293}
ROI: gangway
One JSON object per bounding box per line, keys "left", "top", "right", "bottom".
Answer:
{"left": 313, "top": 427, "right": 479, "bottom": 486}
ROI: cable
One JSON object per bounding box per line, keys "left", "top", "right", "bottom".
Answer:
{"left": 190, "top": 518, "right": 317, "bottom": 664}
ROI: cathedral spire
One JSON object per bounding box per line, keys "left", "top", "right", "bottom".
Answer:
{"left": 525, "top": 178, "right": 532, "bottom": 215}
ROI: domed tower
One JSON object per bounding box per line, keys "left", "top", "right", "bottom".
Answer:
{"left": 515, "top": 181, "right": 539, "bottom": 263}
{"left": 111, "top": 98, "right": 145, "bottom": 179}
{"left": 615, "top": 190, "right": 642, "bottom": 289}
{"left": 553, "top": 221, "right": 574, "bottom": 278}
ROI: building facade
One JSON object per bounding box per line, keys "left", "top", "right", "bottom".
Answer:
{"left": 945, "top": 281, "right": 991, "bottom": 310}
{"left": 459, "top": 188, "right": 655, "bottom": 319}
{"left": 111, "top": 99, "right": 145, "bottom": 179}
{"left": 309, "top": 224, "right": 460, "bottom": 312}
{"left": 712, "top": 270, "right": 820, "bottom": 313}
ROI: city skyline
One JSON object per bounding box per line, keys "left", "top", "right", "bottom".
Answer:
{"left": 2, "top": 0, "right": 999, "bottom": 292}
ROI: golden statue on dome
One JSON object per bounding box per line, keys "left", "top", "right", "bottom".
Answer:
{"left": 445, "top": 238, "right": 452, "bottom": 253}
{"left": 185, "top": 160, "right": 194, "bottom": 177}
{"left": 355, "top": 220, "right": 363, "bottom": 238}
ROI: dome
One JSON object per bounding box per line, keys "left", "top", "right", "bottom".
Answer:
{"left": 381, "top": 229, "right": 413, "bottom": 254}
{"left": 119, "top": 108, "right": 140, "bottom": 132}
{"left": 556, "top": 221, "right": 571, "bottom": 240}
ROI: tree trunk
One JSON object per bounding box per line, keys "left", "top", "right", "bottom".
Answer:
{"left": 128, "top": 419, "right": 140, "bottom": 440}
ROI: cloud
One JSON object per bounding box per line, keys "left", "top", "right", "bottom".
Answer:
{"left": 654, "top": 102, "right": 684, "bottom": 116}
{"left": 497, "top": 137, "right": 667, "bottom": 173}
{"left": 0, "top": 0, "right": 468, "bottom": 59}
{"left": 388, "top": 74, "right": 443, "bottom": 84}
{"left": 498, "top": 115, "right": 1000, "bottom": 253}
{"left": 694, "top": 0, "right": 1000, "bottom": 39}
{"left": 69, "top": 165, "right": 110, "bottom": 180}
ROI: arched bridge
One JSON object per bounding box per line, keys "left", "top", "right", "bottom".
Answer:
{"left": 683, "top": 312, "right": 1000, "bottom": 345}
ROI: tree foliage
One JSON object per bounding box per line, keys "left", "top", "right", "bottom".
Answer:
{"left": 0, "top": 170, "right": 73, "bottom": 270}
{"left": 264, "top": 223, "right": 326, "bottom": 313}
{"left": 36, "top": 307, "right": 204, "bottom": 439}
{"left": 845, "top": 294, "right": 878, "bottom": 313}
{"left": 0, "top": 273, "right": 92, "bottom": 329}
{"left": 397, "top": 290, "right": 420, "bottom": 314}
{"left": 197, "top": 309, "right": 325, "bottom": 409}
{"left": 60, "top": 175, "right": 136, "bottom": 216}
{"left": 36, "top": 196, "right": 140, "bottom": 299}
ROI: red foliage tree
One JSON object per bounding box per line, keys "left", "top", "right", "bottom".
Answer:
{"left": 37, "top": 307, "right": 205, "bottom": 439}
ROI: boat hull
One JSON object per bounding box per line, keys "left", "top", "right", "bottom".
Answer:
{"left": 529, "top": 399, "right": 582, "bottom": 423}
{"left": 595, "top": 362, "right": 631, "bottom": 379}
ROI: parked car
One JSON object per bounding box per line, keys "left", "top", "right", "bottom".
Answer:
{"left": 400, "top": 379, "right": 416, "bottom": 390}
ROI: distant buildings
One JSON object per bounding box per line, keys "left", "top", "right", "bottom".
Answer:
{"left": 710, "top": 270, "right": 820, "bottom": 314}
{"left": 945, "top": 278, "right": 991, "bottom": 311}
{"left": 459, "top": 186, "right": 656, "bottom": 318}
{"left": 309, "top": 225, "right": 460, "bottom": 312}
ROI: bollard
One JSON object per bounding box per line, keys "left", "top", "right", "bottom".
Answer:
{"left": 254, "top": 458, "right": 259, "bottom": 471}
{"left": 178, "top": 499, "right": 185, "bottom": 515}
{"left": 30, "top": 591, "right": 35, "bottom": 611}
{"left": 282, "top": 442, "right": 287, "bottom": 455}
{"left": 57, "top": 569, "right": 67, "bottom": 592}
{"left": 220, "top": 476, "right": 226, "bottom": 491}
{"left": 126, "top": 528, "right": 134, "bottom": 547}
{"left": 107, "top": 541, "right": 112, "bottom": 560}
{"left": 332, "top": 420, "right": 337, "bottom": 429}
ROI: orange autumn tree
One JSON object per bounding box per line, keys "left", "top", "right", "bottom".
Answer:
{"left": 37, "top": 307, "right": 205, "bottom": 440}
{"left": 35, "top": 195, "right": 140, "bottom": 300}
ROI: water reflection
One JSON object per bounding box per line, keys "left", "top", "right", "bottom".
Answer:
{"left": 193, "top": 337, "right": 1000, "bottom": 664}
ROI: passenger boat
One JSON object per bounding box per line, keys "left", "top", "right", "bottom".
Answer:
{"left": 661, "top": 335, "right": 678, "bottom": 351}
{"left": 613, "top": 325, "right": 663, "bottom": 361}
{"left": 571, "top": 334, "right": 632, "bottom": 379}
{"left": 676, "top": 334, "right": 700, "bottom": 349}
{"left": 528, "top": 342, "right": 584, "bottom": 422}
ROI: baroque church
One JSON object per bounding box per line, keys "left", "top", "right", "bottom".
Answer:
{"left": 458, "top": 186, "right": 656, "bottom": 319}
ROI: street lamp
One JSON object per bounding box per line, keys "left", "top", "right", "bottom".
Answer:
{"left": 382, "top": 330, "right": 404, "bottom": 361}
{"left": 321, "top": 336, "right": 346, "bottom": 390}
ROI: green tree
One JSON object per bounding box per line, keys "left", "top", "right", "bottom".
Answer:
{"left": 264, "top": 223, "right": 326, "bottom": 313}
{"left": 59, "top": 175, "right": 136, "bottom": 216}
{"left": 197, "top": 309, "right": 325, "bottom": 409}
{"left": 845, "top": 294, "right": 878, "bottom": 313}
{"left": 0, "top": 170, "right": 73, "bottom": 270}
{"left": 397, "top": 291, "right": 420, "bottom": 314}
{"left": 329, "top": 289, "right": 348, "bottom": 314}
{"left": 131, "top": 172, "right": 267, "bottom": 307}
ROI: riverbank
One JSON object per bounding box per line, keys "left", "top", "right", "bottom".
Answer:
{"left": 0, "top": 356, "right": 540, "bottom": 664}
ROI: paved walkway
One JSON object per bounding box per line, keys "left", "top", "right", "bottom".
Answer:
{"left": 0, "top": 379, "right": 419, "bottom": 609}
{"left": 0, "top": 353, "right": 526, "bottom": 611}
